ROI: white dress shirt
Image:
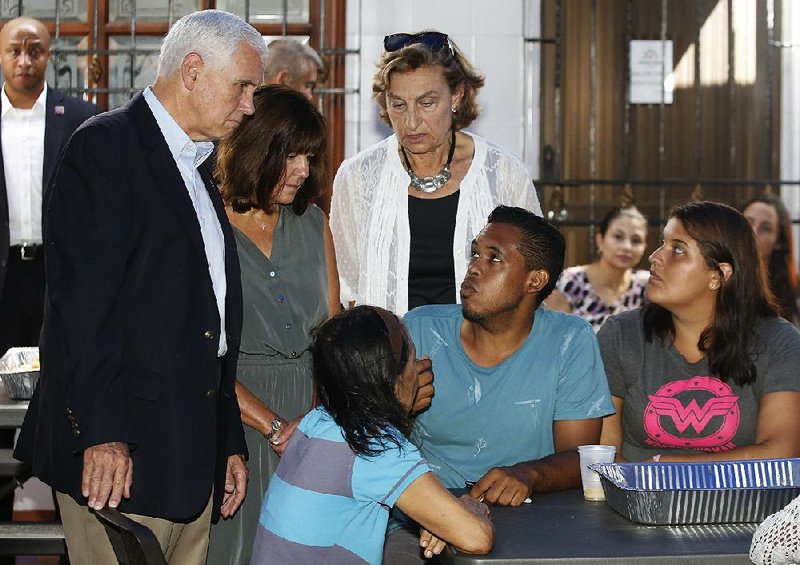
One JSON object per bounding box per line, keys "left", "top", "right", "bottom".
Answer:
{"left": 330, "top": 132, "right": 543, "bottom": 316}
{"left": 2, "top": 83, "right": 47, "bottom": 246}
{"left": 143, "top": 86, "right": 228, "bottom": 356}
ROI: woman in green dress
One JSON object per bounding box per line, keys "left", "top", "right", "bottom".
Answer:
{"left": 207, "top": 85, "right": 341, "bottom": 565}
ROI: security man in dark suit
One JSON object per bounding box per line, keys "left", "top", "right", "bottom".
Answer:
{"left": 0, "top": 16, "right": 96, "bottom": 540}
{"left": 0, "top": 16, "right": 97, "bottom": 351}
{"left": 14, "top": 10, "right": 267, "bottom": 564}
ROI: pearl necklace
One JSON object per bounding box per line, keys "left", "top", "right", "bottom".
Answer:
{"left": 401, "top": 128, "right": 456, "bottom": 194}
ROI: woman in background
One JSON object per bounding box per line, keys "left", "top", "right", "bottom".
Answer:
{"left": 547, "top": 206, "right": 649, "bottom": 331}
{"left": 207, "top": 85, "right": 341, "bottom": 565}
{"left": 741, "top": 194, "right": 800, "bottom": 323}
{"left": 251, "top": 306, "right": 493, "bottom": 564}
{"left": 330, "top": 31, "right": 541, "bottom": 316}
{"left": 598, "top": 201, "right": 800, "bottom": 463}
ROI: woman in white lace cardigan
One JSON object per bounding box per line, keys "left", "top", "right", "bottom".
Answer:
{"left": 330, "top": 31, "right": 542, "bottom": 316}
{"left": 751, "top": 494, "right": 800, "bottom": 565}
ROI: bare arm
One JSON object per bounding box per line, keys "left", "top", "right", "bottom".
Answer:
{"left": 544, "top": 290, "right": 573, "bottom": 313}
{"left": 396, "top": 472, "right": 494, "bottom": 557}
{"left": 322, "top": 213, "right": 342, "bottom": 317}
{"left": 599, "top": 396, "right": 627, "bottom": 461}
{"left": 472, "top": 417, "right": 602, "bottom": 505}
{"left": 234, "top": 380, "right": 301, "bottom": 456}
{"left": 657, "top": 391, "right": 800, "bottom": 463}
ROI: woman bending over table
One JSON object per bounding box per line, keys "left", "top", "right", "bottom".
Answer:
{"left": 598, "top": 201, "right": 800, "bottom": 463}
{"left": 250, "top": 306, "right": 493, "bottom": 564}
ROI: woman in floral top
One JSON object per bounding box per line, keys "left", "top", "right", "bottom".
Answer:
{"left": 547, "top": 206, "right": 649, "bottom": 331}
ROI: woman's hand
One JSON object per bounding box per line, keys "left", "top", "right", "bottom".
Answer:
{"left": 417, "top": 495, "right": 491, "bottom": 558}
{"left": 269, "top": 415, "right": 302, "bottom": 456}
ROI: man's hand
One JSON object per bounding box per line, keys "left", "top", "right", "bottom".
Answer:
{"left": 220, "top": 454, "right": 248, "bottom": 518}
{"left": 470, "top": 464, "right": 533, "bottom": 506}
{"left": 412, "top": 356, "right": 434, "bottom": 415}
{"left": 81, "top": 442, "right": 132, "bottom": 510}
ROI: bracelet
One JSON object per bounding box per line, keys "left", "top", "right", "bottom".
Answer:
{"left": 264, "top": 417, "right": 283, "bottom": 441}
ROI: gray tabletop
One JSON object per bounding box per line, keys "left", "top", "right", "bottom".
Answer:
{"left": 440, "top": 489, "right": 757, "bottom": 564}
{"left": 0, "top": 389, "right": 27, "bottom": 429}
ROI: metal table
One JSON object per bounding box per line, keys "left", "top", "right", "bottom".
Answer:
{"left": 0, "top": 389, "right": 27, "bottom": 428}
{"left": 0, "top": 387, "right": 65, "bottom": 556}
{"left": 441, "top": 489, "right": 757, "bottom": 564}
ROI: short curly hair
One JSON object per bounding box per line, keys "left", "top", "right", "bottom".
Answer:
{"left": 372, "top": 34, "right": 485, "bottom": 130}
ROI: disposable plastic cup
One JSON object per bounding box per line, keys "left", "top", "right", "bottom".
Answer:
{"left": 577, "top": 445, "right": 616, "bottom": 501}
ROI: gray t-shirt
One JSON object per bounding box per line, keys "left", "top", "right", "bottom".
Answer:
{"left": 597, "top": 310, "right": 800, "bottom": 462}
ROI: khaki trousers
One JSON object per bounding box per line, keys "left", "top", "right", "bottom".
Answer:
{"left": 56, "top": 491, "right": 213, "bottom": 565}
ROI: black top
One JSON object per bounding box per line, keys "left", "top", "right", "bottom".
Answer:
{"left": 408, "top": 190, "right": 460, "bottom": 310}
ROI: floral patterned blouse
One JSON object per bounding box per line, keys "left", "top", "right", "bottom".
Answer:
{"left": 555, "top": 266, "right": 649, "bottom": 331}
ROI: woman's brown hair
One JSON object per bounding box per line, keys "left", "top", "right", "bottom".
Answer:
{"left": 643, "top": 201, "right": 778, "bottom": 386}
{"left": 741, "top": 194, "right": 800, "bottom": 322}
{"left": 216, "top": 84, "right": 326, "bottom": 215}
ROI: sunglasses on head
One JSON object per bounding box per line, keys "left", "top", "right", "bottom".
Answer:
{"left": 383, "top": 32, "right": 455, "bottom": 58}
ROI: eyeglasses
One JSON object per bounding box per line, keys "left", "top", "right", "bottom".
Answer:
{"left": 383, "top": 32, "right": 455, "bottom": 59}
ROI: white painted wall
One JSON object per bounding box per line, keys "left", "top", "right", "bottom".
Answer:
{"left": 344, "top": 0, "right": 541, "bottom": 179}
{"left": 780, "top": 0, "right": 800, "bottom": 240}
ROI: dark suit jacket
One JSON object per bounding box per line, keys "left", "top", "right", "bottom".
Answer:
{"left": 0, "top": 87, "right": 98, "bottom": 297}
{"left": 14, "top": 92, "right": 247, "bottom": 522}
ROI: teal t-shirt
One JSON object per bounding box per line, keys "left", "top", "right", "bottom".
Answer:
{"left": 404, "top": 304, "right": 615, "bottom": 488}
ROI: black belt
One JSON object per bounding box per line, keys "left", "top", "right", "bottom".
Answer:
{"left": 10, "top": 244, "right": 44, "bottom": 261}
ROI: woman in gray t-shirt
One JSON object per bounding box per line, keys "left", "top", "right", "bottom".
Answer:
{"left": 598, "top": 201, "right": 800, "bottom": 463}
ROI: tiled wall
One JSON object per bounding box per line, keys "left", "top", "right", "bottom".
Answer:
{"left": 344, "top": 0, "right": 541, "bottom": 179}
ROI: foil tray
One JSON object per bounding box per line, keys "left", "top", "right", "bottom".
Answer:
{"left": 591, "top": 458, "right": 800, "bottom": 525}
{"left": 0, "top": 347, "right": 40, "bottom": 400}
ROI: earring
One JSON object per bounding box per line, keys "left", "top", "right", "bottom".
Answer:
{"left": 451, "top": 108, "right": 457, "bottom": 114}
{"left": 710, "top": 282, "right": 718, "bottom": 290}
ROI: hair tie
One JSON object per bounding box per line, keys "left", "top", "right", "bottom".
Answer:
{"left": 369, "top": 306, "right": 405, "bottom": 367}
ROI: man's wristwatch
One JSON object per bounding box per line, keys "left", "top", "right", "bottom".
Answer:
{"left": 264, "top": 417, "right": 283, "bottom": 441}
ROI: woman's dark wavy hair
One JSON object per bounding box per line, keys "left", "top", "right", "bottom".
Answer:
{"left": 215, "top": 84, "right": 326, "bottom": 215}
{"left": 643, "top": 201, "right": 778, "bottom": 386}
{"left": 372, "top": 31, "right": 485, "bottom": 130}
{"left": 311, "top": 306, "right": 413, "bottom": 456}
{"left": 741, "top": 194, "right": 800, "bottom": 322}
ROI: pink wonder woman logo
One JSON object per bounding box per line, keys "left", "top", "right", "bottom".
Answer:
{"left": 643, "top": 376, "right": 740, "bottom": 450}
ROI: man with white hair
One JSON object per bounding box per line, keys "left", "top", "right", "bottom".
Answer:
{"left": 265, "top": 37, "right": 323, "bottom": 100}
{"left": 14, "top": 10, "right": 266, "bottom": 564}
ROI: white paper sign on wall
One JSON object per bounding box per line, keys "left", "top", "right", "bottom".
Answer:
{"left": 630, "top": 40, "right": 674, "bottom": 104}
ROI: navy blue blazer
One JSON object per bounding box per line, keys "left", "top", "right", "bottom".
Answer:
{"left": 14, "top": 92, "right": 246, "bottom": 522}
{"left": 0, "top": 87, "right": 98, "bottom": 297}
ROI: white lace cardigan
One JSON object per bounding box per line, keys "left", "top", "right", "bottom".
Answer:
{"left": 330, "top": 132, "right": 542, "bottom": 316}
{"left": 751, "top": 494, "right": 800, "bottom": 565}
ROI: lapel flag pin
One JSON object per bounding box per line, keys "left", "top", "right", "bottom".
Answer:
{"left": 55, "top": 105, "right": 65, "bottom": 115}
